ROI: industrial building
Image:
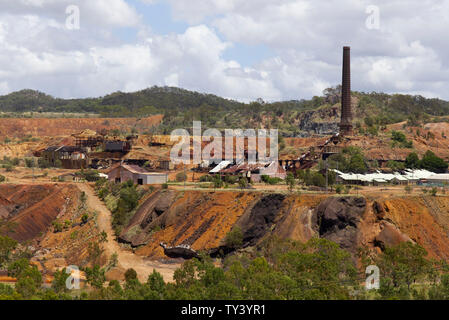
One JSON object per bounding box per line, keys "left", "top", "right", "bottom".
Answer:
{"left": 106, "top": 163, "right": 168, "bottom": 185}
{"left": 210, "top": 161, "right": 286, "bottom": 183}
{"left": 421, "top": 174, "right": 449, "bottom": 186}
{"left": 42, "top": 145, "right": 89, "bottom": 169}
{"left": 333, "top": 169, "right": 436, "bottom": 186}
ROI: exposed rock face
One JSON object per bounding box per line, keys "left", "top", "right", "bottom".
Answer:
{"left": 372, "top": 201, "right": 387, "bottom": 220}
{"left": 237, "top": 194, "right": 286, "bottom": 247}
{"left": 375, "top": 221, "right": 412, "bottom": 250}
{"left": 119, "top": 190, "right": 178, "bottom": 247}
{"left": 117, "top": 189, "right": 449, "bottom": 262}
{"left": 160, "top": 243, "right": 200, "bottom": 260}
{"left": 0, "top": 184, "right": 79, "bottom": 242}
{"left": 297, "top": 106, "right": 340, "bottom": 136}
{"left": 313, "top": 196, "right": 366, "bottom": 253}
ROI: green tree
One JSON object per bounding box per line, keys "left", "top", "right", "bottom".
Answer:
{"left": 0, "top": 235, "right": 17, "bottom": 266}
{"left": 224, "top": 226, "right": 243, "bottom": 249}
{"left": 84, "top": 265, "right": 106, "bottom": 289}
{"left": 238, "top": 177, "right": 248, "bottom": 189}
{"left": 125, "top": 268, "right": 138, "bottom": 283}
{"left": 348, "top": 153, "right": 367, "bottom": 173}
{"left": 419, "top": 150, "right": 448, "bottom": 173}
{"left": 8, "top": 259, "right": 42, "bottom": 299}
{"left": 212, "top": 175, "right": 223, "bottom": 190}
{"left": 376, "top": 242, "right": 431, "bottom": 294}
{"left": 52, "top": 268, "right": 70, "bottom": 293}
{"left": 286, "top": 173, "right": 296, "bottom": 192}
{"left": 405, "top": 152, "right": 420, "bottom": 169}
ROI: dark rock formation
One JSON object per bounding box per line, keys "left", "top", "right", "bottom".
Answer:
{"left": 372, "top": 201, "right": 386, "bottom": 220}
{"left": 313, "top": 196, "right": 366, "bottom": 252}
{"left": 160, "top": 242, "right": 200, "bottom": 260}
{"left": 238, "top": 194, "right": 286, "bottom": 247}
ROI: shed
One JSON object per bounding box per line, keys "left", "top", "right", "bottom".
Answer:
{"left": 107, "top": 164, "right": 168, "bottom": 185}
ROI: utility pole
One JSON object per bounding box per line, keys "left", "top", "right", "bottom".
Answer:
{"left": 184, "top": 166, "right": 186, "bottom": 190}
{"left": 325, "top": 158, "right": 328, "bottom": 193}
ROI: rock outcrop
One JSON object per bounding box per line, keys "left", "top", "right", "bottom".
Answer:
{"left": 374, "top": 221, "right": 412, "bottom": 249}
{"left": 313, "top": 196, "right": 366, "bottom": 253}
{"left": 236, "top": 194, "right": 286, "bottom": 247}
{"left": 160, "top": 243, "right": 200, "bottom": 260}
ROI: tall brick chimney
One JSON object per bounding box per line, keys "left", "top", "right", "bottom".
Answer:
{"left": 340, "top": 46, "right": 353, "bottom": 136}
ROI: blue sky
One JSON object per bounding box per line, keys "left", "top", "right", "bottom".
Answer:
{"left": 121, "top": 0, "right": 274, "bottom": 68}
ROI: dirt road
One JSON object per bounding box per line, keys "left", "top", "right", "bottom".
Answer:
{"left": 76, "top": 183, "right": 180, "bottom": 283}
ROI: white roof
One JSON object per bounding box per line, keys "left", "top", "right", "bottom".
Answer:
{"left": 209, "top": 161, "right": 231, "bottom": 173}
{"left": 333, "top": 169, "right": 437, "bottom": 183}
{"left": 427, "top": 174, "right": 449, "bottom": 181}
{"left": 403, "top": 169, "right": 434, "bottom": 180}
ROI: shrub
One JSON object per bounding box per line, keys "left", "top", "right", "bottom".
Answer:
{"left": 199, "top": 175, "right": 213, "bottom": 182}
{"left": 162, "top": 183, "right": 168, "bottom": 189}
{"left": 311, "top": 173, "right": 326, "bottom": 187}
{"left": 262, "top": 175, "right": 283, "bottom": 185}
{"left": 3, "top": 164, "right": 13, "bottom": 172}
{"left": 286, "top": 173, "right": 296, "bottom": 192}
{"left": 52, "top": 221, "right": 63, "bottom": 233}
{"left": 335, "top": 185, "right": 343, "bottom": 194}
{"left": 175, "top": 172, "right": 187, "bottom": 182}
{"left": 430, "top": 187, "right": 438, "bottom": 197}
{"left": 38, "top": 158, "right": 51, "bottom": 169}
{"left": 81, "top": 213, "right": 89, "bottom": 225}
{"left": 25, "top": 158, "right": 36, "bottom": 168}
{"left": 77, "top": 169, "right": 100, "bottom": 182}
{"left": 224, "top": 175, "right": 239, "bottom": 184}
{"left": 213, "top": 175, "right": 223, "bottom": 189}
{"left": 224, "top": 226, "right": 243, "bottom": 248}
{"left": 0, "top": 175, "right": 5, "bottom": 183}
{"left": 104, "top": 194, "right": 118, "bottom": 212}
{"left": 54, "top": 159, "right": 63, "bottom": 168}
{"left": 125, "top": 268, "right": 138, "bottom": 283}
{"left": 238, "top": 177, "right": 248, "bottom": 189}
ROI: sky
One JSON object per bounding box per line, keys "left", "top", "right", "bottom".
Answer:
{"left": 0, "top": 0, "right": 448, "bottom": 102}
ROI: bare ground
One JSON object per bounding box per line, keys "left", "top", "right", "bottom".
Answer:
{"left": 76, "top": 183, "right": 180, "bottom": 283}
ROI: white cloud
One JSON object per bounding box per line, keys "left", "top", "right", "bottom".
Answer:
{"left": 0, "top": 0, "right": 448, "bottom": 102}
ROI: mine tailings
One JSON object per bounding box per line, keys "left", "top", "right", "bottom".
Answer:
{"left": 117, "top": 189, "right": 449, "bottom": 262}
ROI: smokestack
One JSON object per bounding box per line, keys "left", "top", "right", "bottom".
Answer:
{"left": 340, "top": 46, "right": 353, "bottom": 136}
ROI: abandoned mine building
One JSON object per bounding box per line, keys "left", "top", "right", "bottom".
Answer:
{"left": 211, "top": 161, "right": 286, "bottom": 183}
{"left": 42, "top": 145, "right": 89, "bottom": 169}
{"left": 106, "top": 163, "right": 168, "bottom": 185}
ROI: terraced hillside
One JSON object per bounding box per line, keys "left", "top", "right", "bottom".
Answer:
{"left": 3, "top": 184, "right": 449, "bottom": 281}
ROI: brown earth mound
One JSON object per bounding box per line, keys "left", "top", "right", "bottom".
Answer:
{"left": 0, "top": 115, "right": 163, "bottom": 138}
{"left": 0, "top": 184, "right": 79, "bottom": 242}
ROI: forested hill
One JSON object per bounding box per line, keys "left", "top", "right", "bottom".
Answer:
{"left": 1, "top": 86, "right": 449, "bottom": 136}
{"left": 0, "top": 87, "right": 244, "bottom": 116}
